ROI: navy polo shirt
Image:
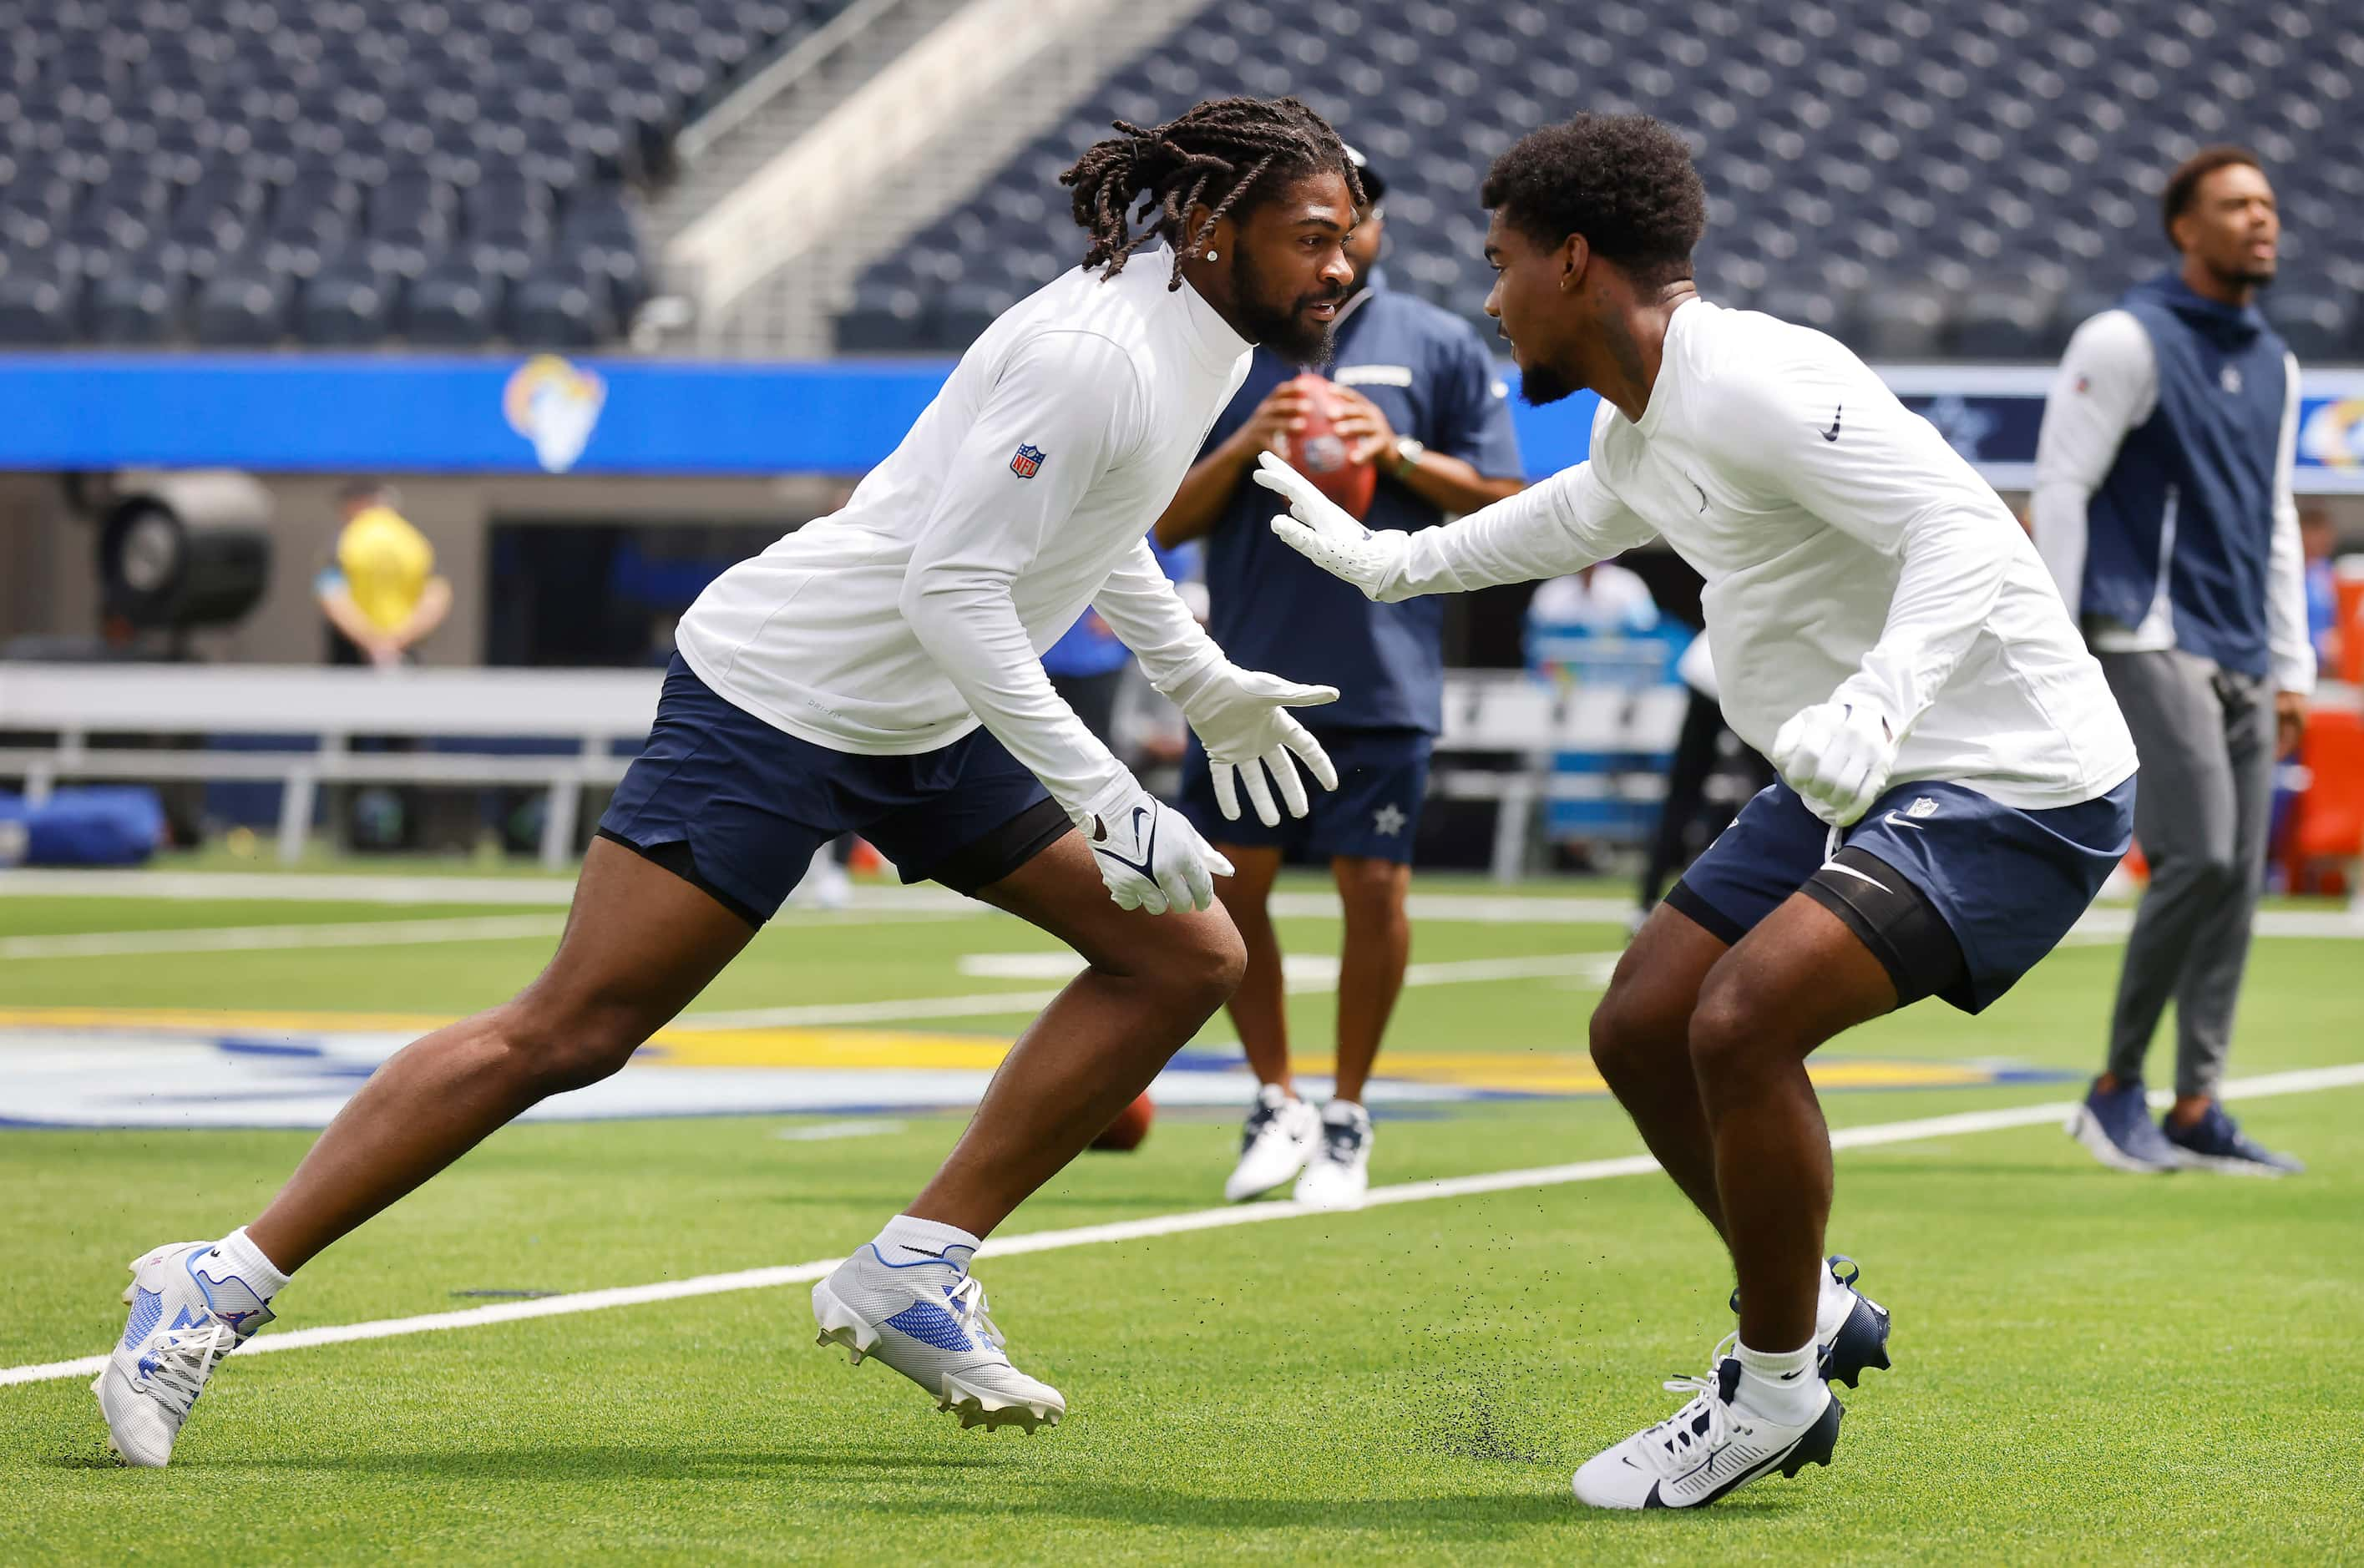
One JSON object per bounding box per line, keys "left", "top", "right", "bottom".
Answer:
{"left": 1197, "top": 276, "right": 1523, "bottom": 735}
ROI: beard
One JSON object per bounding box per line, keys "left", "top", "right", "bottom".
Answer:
{"left": 1230, "top": 245, "right": 1343, "bottom": 365}
{"left": 1516, "top": 357, "right": 1581, "bottom": 406}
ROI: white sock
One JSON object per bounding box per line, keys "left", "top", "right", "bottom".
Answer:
{"left": 1732, "top": 1338, "right": 1822, "bottom": 1426}
{"left": 209, "top": 1227, "right": 292, "bottom": 1298}
{"left": 873, "top": 1214, "right": 982, "bottom": 1268}
{"left": 1819, "top": 1261, "right": 1852, "bottom": 1327}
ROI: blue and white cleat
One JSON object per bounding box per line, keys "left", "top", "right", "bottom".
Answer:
{"left": 93, "top": 1240, "right": 277, "bottom": 1467}
{"left": 1729, "top": 1255, "right": 1892, "bottom": 1388}
{"left": 2067, "top": 1077, "right": 2179, "bottom": 1172}
{"left": 2161, "top": 1104, "right": 2304, "bottom": 1176}
{"left": 1572, "top": 1337, "right": 1843, "bottom": 1510}
{"left": 812, "top": 1243, "right": 1064, "bottom": 1433}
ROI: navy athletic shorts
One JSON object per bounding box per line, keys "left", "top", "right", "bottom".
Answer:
{"left": 597, "top": 655, "right": 1069, "bottom": 925}
{"left": 1178, "top": 726, "right": 1432, "bottom": 866}
{"left": 1667, "top": 774, "right": 2137, "bottom": 1013}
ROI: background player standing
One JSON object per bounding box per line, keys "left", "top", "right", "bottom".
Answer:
{"left": 1153, "top": 148, "right": 1525, "bottom": 1209}
{"left": 2034, "top": 146, "right": 2314, "bottom": 1177}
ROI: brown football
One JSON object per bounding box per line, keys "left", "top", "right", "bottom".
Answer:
{"left": 1090, "top": 1091, "right": 1155, "bottom": 1152}
{"left": 1285, "top": 372, "right": 1376, "bottom": 520}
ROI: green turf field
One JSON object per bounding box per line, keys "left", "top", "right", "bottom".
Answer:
{"left": 3, "top": 867, "right": 2359, "bottom": 1564}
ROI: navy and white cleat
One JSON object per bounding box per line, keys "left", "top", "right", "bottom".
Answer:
{"left": 812, "top": 1243, "right": 1064, "bottom": 1433}
{"left": 1572, "top": 1338, "right": 1843, "bottom": 1510}
{"left": 1730, "top": 1255, "right": 1892, "bottom": 1388}
{"left": 93, "top": 1240, "right": 277, "bottom": 1467}
{"left": 2161, "top": 1104, "right": 2304, "bottom": 1176}
{"left": 2067, "top": 1078, "right": 2179, "bottom": 1172}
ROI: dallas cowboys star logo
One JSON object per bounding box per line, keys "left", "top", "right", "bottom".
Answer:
{"left": 1372, "top": 803, "right": 1406, "bottom": 837}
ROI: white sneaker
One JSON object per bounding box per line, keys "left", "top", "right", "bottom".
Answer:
{"left": 1223, "top": 1085, "right": 1320, "bottom": 1202}
{"left": 812, "top": 1242, "right": 1064, "bottom": 1432}
{"left": 93, "top": 1240, "right": 277, "bottom": 1467}
{"left": 792, "top": 845, "right": 854, "bottom": 910}
{"left": 1572, "top": 1337, "right": 1843, "bottom": 1510}
{"left": 1293, "top": 1100, "right": 1373, "bottom": 1211}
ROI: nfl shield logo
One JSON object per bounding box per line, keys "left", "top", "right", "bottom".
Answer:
{"left": 1010, "top": 443, "right": 1046, "bottom": 478}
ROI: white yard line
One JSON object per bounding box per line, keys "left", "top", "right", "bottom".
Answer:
{"left": 0, "top": 915, "right": 569, "bottom": 961}
{"left": 676, "top": 953, "right": 1619, "bottom": 1030}
{"left": 8, "top": 868, "right": 2360, "bottom": 937}
{"left": 7, "top": 1062, "right": 2358, "bottom": 1390}
{"left": 0, "top": 904, "right": 967, "bottom": 962}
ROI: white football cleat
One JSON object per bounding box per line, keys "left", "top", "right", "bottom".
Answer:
{"left": 1572, "top": 1337, "right": 1843, "bottom": 1510}
{"left": 1223, "top": 1085, "right": 1321, "bottom": 1202}
{"left": 812, "top": 1242, "right": 1064, "bottom": 1433}
{"left": 93, "top": 1240, "right": 277, "bottom": 1467}
{"left": 1292, "top": 1100, "right": 1372, "bottom": 1211}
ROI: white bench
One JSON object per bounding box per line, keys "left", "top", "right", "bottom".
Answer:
{"left": 0, "top": 665, "right": 663, "bottom": 868}
{"left": 0, "top": 663, "right": 1686, "bottom": 878}
{"left": 1431, "top": 672, "right": 1688, "bottom": 878}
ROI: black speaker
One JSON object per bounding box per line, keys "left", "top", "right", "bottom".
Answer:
{"left": 97, "top": 473, "right": 275, "bottom": 632}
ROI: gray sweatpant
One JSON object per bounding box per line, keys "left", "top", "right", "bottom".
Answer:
{"left": 2098, "top": 649, "right": 2277, "bottom": 1100}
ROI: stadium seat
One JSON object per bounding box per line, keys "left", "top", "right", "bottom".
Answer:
{"left": 509, "top": 268, "right": 611, "bottom": 347}
{"left": 1950, "top": 286, "right": 2062, "bottom": 360}
{"left": 0, "top": 0, "right": 863, "bottom": 346}
{"left": 838, "top": 0, "right": 2364, "bottom": 356}
{"left": 0, "top": 263, "right": 77, "bottom": 344}
{"left": 84, "top": 262, "right": 180, "bottom": 345}
{"left": 301, "top": 266, "right": 397, "bottom": 346}
{"left": 192, "top": 271, "right": 290, "bottom": 346}
{"left": 2262, "top": 294, "right": 2353, "bottom": 362}
{"left": 403, "top": 263, "right": 503, "bottom": 346}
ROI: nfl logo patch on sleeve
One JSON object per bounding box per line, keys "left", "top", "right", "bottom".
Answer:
{"left": 1010, "top": 443, "right": 1046, "bottom": 478}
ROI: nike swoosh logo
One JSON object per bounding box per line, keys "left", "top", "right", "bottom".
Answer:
{"left": 1091, "top": 805, "right": 1158, "bottom": 880}
{"left": 1822, "top": 405, "right": 1842, "bottom": 442}
{"left": 1881, "top": 812, "right": 1926, "bottom": 831}
{"left": 1819, "top": 859, "right": 1891, "bottom": 894}
{"left": 1693, "top": 481, "right": 1708, "bottom": 513}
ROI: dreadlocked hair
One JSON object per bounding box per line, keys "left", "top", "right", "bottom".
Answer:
{"left": 1060, "top": 96, "right": 1363, "bottom": 290}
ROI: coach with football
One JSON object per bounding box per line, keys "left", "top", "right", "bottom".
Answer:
{"left": 1154, "top": 147, "right": 1526, "bottom": 1209}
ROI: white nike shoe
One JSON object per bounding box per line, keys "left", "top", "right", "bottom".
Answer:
{"left": 93, "top": 1240, "right": 277, "bottom": 1467}
{"left": 1223, "top": 1085, "right": 1321, "bottom": 1202}
{"left": 1572, "top": 1338, "right": 1843, "bottom": 1510}
{"left": 1293, "top": 1099, "right": 1373, "bottom": 1211}
{"left": 812, "top": 1242, "right": 1064, "bottom": 1432}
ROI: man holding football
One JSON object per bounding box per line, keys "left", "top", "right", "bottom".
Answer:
{"left": 1155, "top": 148, "right": 1526, "bottom": 1210}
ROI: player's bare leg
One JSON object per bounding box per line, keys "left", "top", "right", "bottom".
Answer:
{"left": 1205, "top": 845, "right": 1323, "bottom": 1201}
{"left": 249, "top": 847, "right": 751, "bottom": 1267}
{"left": 245, "top": 839, "right": 757, "bottom": 1272}
{"left": 1210, "top": 845, "right": 1292, "bottom": 1091}
{"left": 817, "top": 832, "right": 1243, "bottom": 1430}
{"left": 1587, "top": 903, "right": 1733, "bottom": 1236}
{"left": 1326, "top": 855, "right": 1410, "bottom": 1105}
{"left": 99, "top": 839, "right": 755, "bottom": 1465}
{"left": 1690, "top": 893, "right": 1896, "bottom": 1352}
{"left": 1291, "top": 854, "right": 1409, "bottom": 1208}
{"left": 899, "top": 831, "right": 1247, "bottom": 1237}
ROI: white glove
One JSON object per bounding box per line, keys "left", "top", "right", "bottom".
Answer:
{"left": 1772, "top": 699, "right": 1899, "bottom": 828}
{"left": 1167, "top": 660, "right": 1341, "bottom": 827}
{"left": 1085, "top": 789, "right": 1235, "bottom": 915}
{"left": 1253, "top": 451, "right": 1410, "bottom": 601}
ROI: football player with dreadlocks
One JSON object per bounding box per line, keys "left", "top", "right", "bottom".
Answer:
{"left": 93, "top": 97, "right": 1365, "bottom": 1464}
